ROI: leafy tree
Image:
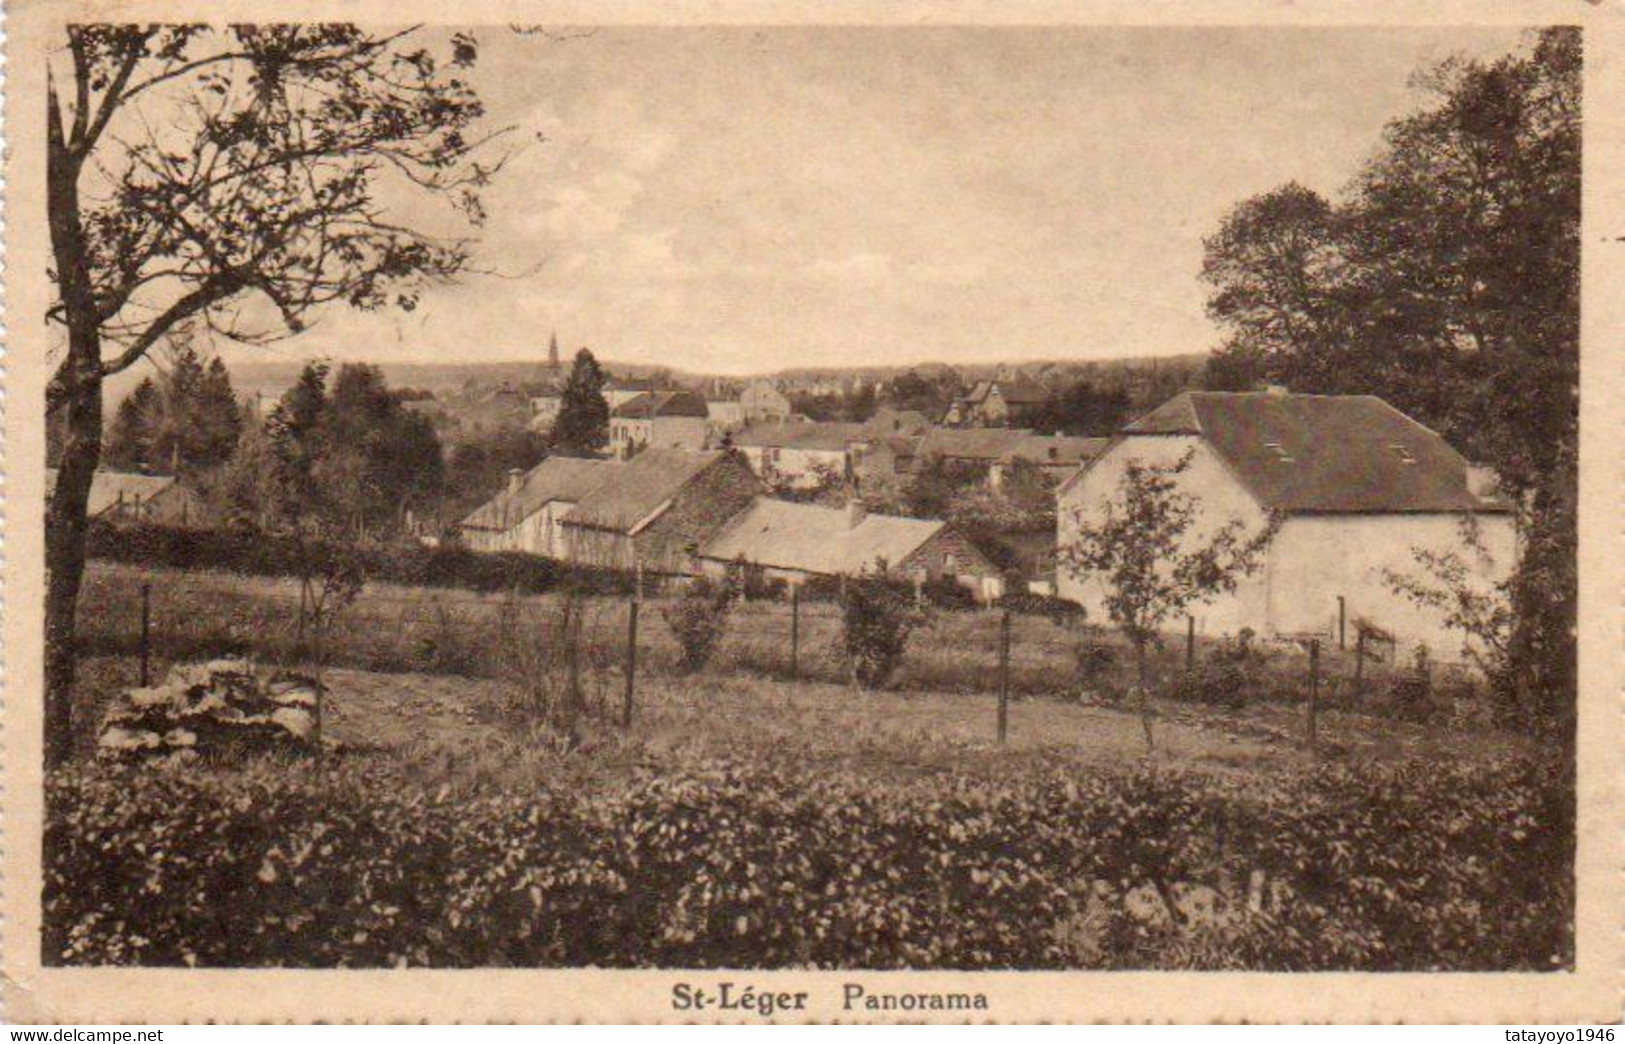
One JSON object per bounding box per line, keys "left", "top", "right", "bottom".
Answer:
{"left": 904, "top": 453, "right": 987, "bottom": 519}
{"left": 1200, "top": 183, "right": 1351, "bottom": 394}
{"left": 882, "top": 369, "right": 959, "bottom": 419}
{"left": 444, "top": 427, "right": 550, "bottom": 518}
{"left": 552, "top": 348, "right": 609, "bottom": 456}
{"left": 1027, "top": 379, "right": 1134, "bottom": 436}
{"left": 1059, "top": 452, "right": 1276, "bottom": 690}
{"left": 839, "top": 574, "right": 923, "bottom": 690}
{"left": 662, "top": 576, "right": 735, "bottom": 674}
{"left": 1197, "top": 29, "right": 1579, "bottom": 734}
{"left": 43, "top": 25, "right": 499, "bottom": 763}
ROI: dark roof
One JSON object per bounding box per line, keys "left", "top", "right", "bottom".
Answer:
{"left": 988, "top": 375, "right": 1050, "bottom": 404}
{"left": 918, "top": 427, "right": 1034, "bottom": 461}
{"left": 1119, "top": 391, "right": 1511, "bottom": 514}
{"left": 1003, "top": 434, "right": 1109, "bottom": 467}
{"left": 732, "top": 420, "right": 866, "bottom": 451}
{"left": 46, "top": 468, "right": 179, "bottom": 517}
{"left": 459, "top": 457, "right": 616, "bottom": 531}
{"left": 565, "top": 449, "right": 732, "bottom": 532}
{"left": 612, "top": 389, "right": 710, "bottom": 419}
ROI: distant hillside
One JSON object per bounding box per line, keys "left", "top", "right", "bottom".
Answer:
{"left": 103, "top": 349, "right": 1211, "bottom": 418}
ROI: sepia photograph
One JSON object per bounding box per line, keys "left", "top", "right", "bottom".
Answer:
{"left": 5, "top": 1, "right": 1618, "bottom": 1024}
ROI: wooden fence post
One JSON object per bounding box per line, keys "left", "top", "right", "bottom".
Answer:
{"left": 1353, "top": 627, "right": 1367, "bottom": 691}
{"left": 1306, "top": 638, "right": 1320, "bottom": 754}
{"left": 997, "top": 608, "right": 1011, "bottom": 745}
{"left": 1185, "top": 615, "right": 1196, "bottom": 670}
{"left": 1337, "top": 596, "right": 1347, "bottom": 650}
{"left": 621, "top": 597, "right": 639, "bottom": 728}
{"left": 789, "top": 585, "right": 800, "bottom": 681}
{"left": 139, "top": 583, "right": 152, "bottom": 687}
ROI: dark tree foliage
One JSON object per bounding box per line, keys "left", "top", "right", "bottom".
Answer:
{"left": 552, "top": 348, "right": 609, "bottom": 457}
{"left": 1198, "top": 29, "right": 1579, "bottom": 734}
{"left": 231, "top": 362, "right": 443, "bottom": 535}
{"left": 106, "top": 344, "right": 242, "bottom": 474}
{"left": 43, "top": 24, "right": 501, "bottom": 763}
{"left": 444, "top": 427, "right": 551, "bottom": 518}
{"left": 881, "top": 369, "right": 960, "bottom": 420}
{"left": 1027, "top": 379, "right": 1134, "bottom": 436}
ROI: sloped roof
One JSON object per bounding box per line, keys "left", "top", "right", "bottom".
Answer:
{"left": 732, "top": 421, "right": 866, "bottom": 451}
{"left": 1003, "top": 434, "right": 1109, "bottom": 467}
{"left": 699, "top": 498, "right": 946, "bottom": 576}
{"left": 612, "top": 389, "right": 709, "bottom": 419}
{"left": 565, "top": 448, "right": 729, "bottom": 532}
{"left": 47, "top": 468, "right": 178, "bottom": 517}
{"left": 1118, "top": 391, "right": 1510, "bottom": 514}
{"left": 988, "top": 375, "right": 1050, "bottom": 404}
{"left": 917, "top": 427, "right": 1034, "bottom": 461}
{"left": 459, "top": 457, "right": 616, "bottom": 532}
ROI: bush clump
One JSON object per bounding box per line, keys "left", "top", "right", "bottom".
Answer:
{"left": 662, "top": 578, "right": 735, "bottom": 674}
{"left": 840, "top": 576, "right": 925, "bottom": 689}
{"left": 1169, "top": 629, "right": 1263, "bottom": 710}
{"left": 44, "top": 754, "right": 1572, "bottom": 970}
{"left": 86, "top": 520, "right": 637, "bottom": 598}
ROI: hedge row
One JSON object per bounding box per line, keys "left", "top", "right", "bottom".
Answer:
{"left": 87, "top": 521, "right": 1085, "bottom": 617}
{"left": 45, "top": 754, "right": 1571, "bottom": 970}
{"left": 87, "top": 520, "right": 637, "bottom": 597}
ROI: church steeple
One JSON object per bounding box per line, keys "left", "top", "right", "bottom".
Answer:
{"left": 548, "top": 331, "right": 561, "bottom": 370}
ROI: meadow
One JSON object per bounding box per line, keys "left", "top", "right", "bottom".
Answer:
{"left": 47, "top": 560, "right": 1570, "bottom": 971}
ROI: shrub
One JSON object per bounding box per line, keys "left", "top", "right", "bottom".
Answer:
{"left": 1385, "top": 646, "right": 1438, "bottom": 722}
{"left": 919, "top": 574, "right": 978, "bottom": 612}
{"left": 1168, "top": 629, "right": 1260, "bottom": 710}
{"left": 662, "top": 578, "right": 735, "bottom": 674}
{"left": 85, "top": 520, "right": 636, "bottom": 598}
{"left": 1071, "top": 626, "right": 1119, "bottom": 701}
{"left": 840, "top": 576, "right": 924, "bottom": 690}
{"left": 43, "top": 754, "right": 1573, "bottom": 970}
{"left": 997, "top": 590, "right": 1084, "bottom": 623}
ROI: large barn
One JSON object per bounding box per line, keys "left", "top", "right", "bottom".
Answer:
{"left": 1056, "top": 389, "right": 1516, "bottom": 658}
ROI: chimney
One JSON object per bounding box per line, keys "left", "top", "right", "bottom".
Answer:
{"left": 846, "top": 497, "right": 867, "bottom": 529}
{"left": 507, "top": 468, "right": 525, "bottom": 495}
{"left": 1466, "top": 463, "right": 1500, "bottom": 499}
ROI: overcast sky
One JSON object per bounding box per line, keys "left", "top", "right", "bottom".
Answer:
{"left": 244, "top": 24, "right": 1528, "bottom": 375}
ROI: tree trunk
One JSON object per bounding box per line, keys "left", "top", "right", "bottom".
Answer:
{"left": 44, "top": 401, "right": 100, "bottom": 765}
{"left": 44, "top": 95, "right": 105, "bottom": 767}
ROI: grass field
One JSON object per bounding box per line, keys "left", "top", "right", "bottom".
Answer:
{"left": 49, "top": 561, "right": 1567, "bottom": 971}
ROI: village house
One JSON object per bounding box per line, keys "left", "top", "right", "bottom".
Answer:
{"left": 608, "top": 389, "right": 712, "bottom": 459}
{"left": 943, "top": 374, "right": 1049, "bottom": 427}
{"left": 1056, "top": 389, "right": 1517, "bottom": 656}
{"left": 47, "top": 468, "right": 209, "bottom": 527}
{"left": 731, "top": 420, "right": 861, "bottom": 490}
{"left": 525, "top": 379, "right": 566, "bottom": 433}
{"left": 705, "top": 397, "right": 746, "bottom": 431}
{"left": 697, "top": 497, "right": 1004, "bottom": 599}
{"left": 732, "top": 410, "right": 934, "bottom": 491}
{"left": 738, "top": 379, "right": 793, "bottom": 423}
{"left": 456, "top": 456, "right": 617, "bottom": 556}
{"left": 992, "top": 433, "right": 1110, "bottom": 488}
{"left": 559, "top": 448, "right": 763, "bottom": 576}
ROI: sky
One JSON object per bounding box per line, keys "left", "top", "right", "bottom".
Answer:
{"left": 227, "top": 24, "right": 1529, "bottom": 376}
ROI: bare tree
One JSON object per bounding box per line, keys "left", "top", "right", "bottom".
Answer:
{"left": 45, "top": 25, "right": 505, "bottom": 764}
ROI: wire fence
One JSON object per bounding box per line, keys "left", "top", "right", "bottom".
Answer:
{"left": 76, "top": 560, "right": 1484, "bottom": 751}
